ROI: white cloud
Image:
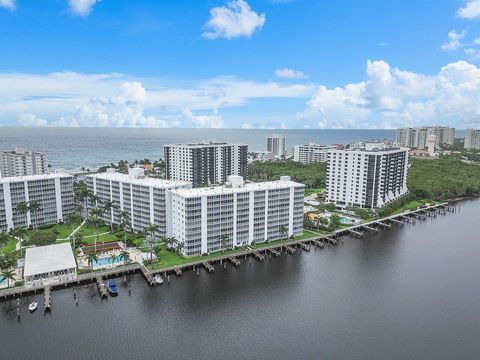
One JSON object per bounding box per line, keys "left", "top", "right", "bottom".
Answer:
{"left": 275, "top": 68, "right": 307, "bottom": 79}
{"left": 458, "top": 0, "right": 480, "bottom": 19}
{"left": 203, "top": 0, "right": 266, "bottom": 39}
{"left": 182, "top": 109, "right": 224, "bottom": 128}
{"left": 441, "top": 30, "right": 466, "bottom": 51}
{"left": 0, "top": 0, "right": 15, "bottom": 10}
{"left": 302, "top": 60, "right": 480, "bottom": 129}
{"left": 17, "top": 114, "right": 48, "bottom": 127}
{"left": 68, "top": 0, "right": 99, "bottom": 16}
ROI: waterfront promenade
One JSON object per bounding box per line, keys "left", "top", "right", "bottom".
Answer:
{"left": 0, "top": 202, "right": 451, "bottom": 300}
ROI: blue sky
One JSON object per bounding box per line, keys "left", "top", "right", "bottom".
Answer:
{"left": 1, "top": 0, "right": 480, "bottom": 129}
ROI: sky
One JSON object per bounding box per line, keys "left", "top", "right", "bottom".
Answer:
{"left": 1, "top": 0, "right": 480, "bottom": 129}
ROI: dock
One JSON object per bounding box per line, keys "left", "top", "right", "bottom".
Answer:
{"left": 174, "top": 267, "right": 183, "bottom": 276}
{"left": 347, "top": 229, "right": 364, "bottom": 238}
{"left": 43, "top": 286, "right": 51, "bottom": 311}
{"left": 377, "top": 222, "right": 391, "bottom": 228}
{"left": 311, "top": 239, "right": 325, "bottom": 249}
{"left": 140, "top": 265, "right": 155, "bottom": 286}
{"left": 203, "top": 262, "right": 214, "bottom": 272}
{"left": 363, "top": 225, "right": 378, "bottom": 232}
{"left": 285, "top": 245, "right": 296, "bottom": 254}
{"left": 253, "top": 252, "right": 265, "bottom": 261}
{"left": 300, "top": 243, "right": 311, "bottom": 252}
{"left": 324, "top": 237, "right": 338, "bottom": 245}
{"left": 96, "top": 277, "right": 108, "bottom": 298}
{"left": 228, "top": 257, "right": 241, "bottom": 267}
{"left": 267, "top": 248, "right": 281, "bottom": 256}
{"left": 389, "top": 218, "right": 403, "bottom": 225}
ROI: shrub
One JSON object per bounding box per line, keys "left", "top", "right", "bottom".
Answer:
{"left": 29, "top": 231, "right": 57, "bottom": 247}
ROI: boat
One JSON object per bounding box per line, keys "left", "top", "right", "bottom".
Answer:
{"left": 28, "top": 302, "right": 38, "bottom": 312}
{"left": 105, "top": 280, "right": 118, "bottom": 295}
{"left": 154, "top": 274, "right": 163, "bottom": 285}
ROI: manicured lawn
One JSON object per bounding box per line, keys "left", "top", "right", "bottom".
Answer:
{"left": 392, "top": 199, "right": 431, "bottom": 214}
{"left": 1, "top": 237, "right": 17, "bottom": 255}
{"left": 305, "top": 188, "right": 324, "bottom": 197}
{"left": 81, "top": 232, "right": 118, "bottom": 244}
{"left": 27, "top": 224, "right": 74, "bottom": 240}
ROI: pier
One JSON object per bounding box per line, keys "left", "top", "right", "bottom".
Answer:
{"left": 363, "top": 225, "right": 378, "bottom": 232}
{"left": 253, "top": 251, "right": 265, "bottom": 261}
{"left": 43, "top": 286, "right": 51, "bottom": 311}
{"left": 377, "top": 222, "right": 391, "bottom": 228}
{"left": 311, "top": 239, "right": 325, "bottom": 249}
{"left": 203, "top": 262, "right": 214, "bottom": 273}
{"left": 285, "top": 245, "right": 296, "bottom": 254}
{"left": 347, "top": 229, "right": 364, "bottom": 238}
{"left": 140, "top": 265, "right": 155, "bottom": 286}
{"left": 228, "top": 257, "right": 241, "bottom": 267}
{"left": 300, "top": 243, "right": 311, "bottom": 252}
{"left": 174, "top": 267, "right": 183, "bottom": 276}
{"left": 96, "top": 277, "right": 108, "bottom": 298}
{"left": 267, "top": 248, "right": 281, "bottom": 256}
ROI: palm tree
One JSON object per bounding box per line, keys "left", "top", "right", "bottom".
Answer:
{"left": 108, "top": 253, "right": 117, "bottom": 266}
{"left": 102, "top": 200, "right": 117, "bottom": 233}
{"left": 175, "top": 241, "right": 185, "bottom": 256}
{"left": 28, "top": 200, "right": 41, "bottom": 229}
{"left": 119, "top": 250, "right": 131, "bottom": 263}
{"left": 65, "top": 213, "right": 82, "bottom": 238}
{"left": 15, "top": 201, "right": 30, "bottom": 227}
{"left": 279, "top": 225, "right": 288, "bottom": 240}
{"left": 1, "top": 269, "right": 15, "bottom": 288}
{"left": 220, "top": 234, "right": 229, "bottom": 253}
{"left": 86, "top": 252, "right": 98, "bottom": 272}
{"left": 165, "top": 236, "right": 177, "bottom": 251}
{"left": 119, "top": 210, "right": 130, "bottom": 244}
{"left": 0, "top": 232, "right": 9, "bottom": 252}
{"left": 89, "top": 194, "right": 101, "bottom": 209}
{"left": 144, "top": 223, "right": 159, "bottom": 263}
{"left": 88, "top": 207, "right": 103, "bottom": 254}
{"left": 9, "top": 227, "right": 27, "bottom": 259}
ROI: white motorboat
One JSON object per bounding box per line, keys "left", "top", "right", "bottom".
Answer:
{"left": 28, "top": 302, "right": 38, "bottom": 312}
{"left": 154, "top": 274, "right": 163, "bottom": 285}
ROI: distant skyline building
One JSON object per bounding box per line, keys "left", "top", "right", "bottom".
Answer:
{"left": 0, "top": 173, "right": 74, "bottom": 232}
{"left": 266, "top": 134, "right": 286, "bottom": 158}
{"left": 294, "top": 144, "right": 335, "bottom": 164}
{"left": 0, "top": 147, "right": 48, "bottom": 178}
{"left": 168, "top": 175, "right": 304, "bottom": 256}
{"left": 86, "top": 168, "right": 191, "bottom": 235}
{"left": 464, "top": 128, "right": 480, "bottom": 150}
{"left": 164, "top": 141, "right": 248, "bottom": 187}
{"left": 326, "top": 146, "right": 409, "bottom": 209}
{"left": 396, "top": 127, "right": 455, "bottom": 149}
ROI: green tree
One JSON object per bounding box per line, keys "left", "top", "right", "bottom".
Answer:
{"left": 220, "top": 234, "right": 229, "bottom": 253}
{"left": 119, "top": 250, "right": 131, "bottom": 263}
{"left": 119, "top": 210, "right": 130, "bottom": 244}
{"left": 145, "top": 223, "right": 159, "bottom": 263}
{"left": 86, "top": 252, "right": 98, "bottom": 272}
{"left": 88, "top": 207, "right": 103, "bottom": 254}
{"left": 278, "top": 225, "right": 288, "bottom": 240}
{"left": 15, "top": 201, "right": 30, "bottom": 227}
{"left": 102, "top": 200, "right": 117, "bottom": 233}
{"left": 1, "top": 269, "right": 15, "bottom": 288}
{"left": 28, "top": 200, "right": 42, "bottom": 229}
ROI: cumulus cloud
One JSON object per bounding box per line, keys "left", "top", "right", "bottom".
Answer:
{"left": 203, "top": 0, "right": 265, "bottom": 39}
{"left": 0, "top": 0, "right": 15, "bottom": 10}
{"left": 68, "top": 0, "right": 99, "bottom": 16}
{"left": 17, "top": 114, "right": 48, "bottom": 127}
{"left": 441, "top": 30, "right": 466, "bottom": 51}
{"left": 302, "top": 60, "right": 480, "bottom": 129}
{"left": 275, "top": 68, "right": 307, "bottom": 79}
{"left": 458, "top": 0, "right": 480, "bottom": 19}
{"left": 182, "top": 109, "right": 224, "bottom": 128}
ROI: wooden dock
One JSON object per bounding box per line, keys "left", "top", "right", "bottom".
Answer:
{"left": 96, "top": 277, "right": 108, "bottom": 298}
{"left": 389, "top": 218, "right": 403, "bottom": 224}
{"left": 174, "top": 267, "right": 183, "bottom": 276}
{"left": 285, "top": 245, "right": 296, "bottom": 254}
{"left": 311, "top": 239, "right": 325, "bottom": 249}
{"left": 267, "top": 248, "right": 281, "bottom": 256}
{"left": 324, "top": 237, "right": 338, "bottom": 245}
{"left": 43, "top": 286, "right": 51, "bottom": 311}
{"left": 139, "top": 265, "right": 155, "bottom": 286}
{"left": 300, "top": 243, "right": 311, "bottom": 252}
{"left": 203, "top": 262, "right": 214, "bottom": 273}
{"left": 363, "top": 225, "right": 378, "bottom": 232}
{"left": 347, "top": 229, "right": 364, "bottom": 238}
{"left": 378, "top": 221, "right": 391, "bottom": 228}
{"left": 228, "top": 257, "right": 241, "bottom": 267}
{"left": 253, "top": 251, "right": 265, "bottom": 261}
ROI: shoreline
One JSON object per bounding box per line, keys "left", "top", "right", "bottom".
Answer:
{"left": 0, "top": 201, "right": 453, "bottom": 301}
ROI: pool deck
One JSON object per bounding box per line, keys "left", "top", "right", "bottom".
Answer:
{"left": 0, "top": 202, "right": 452, "bottom": 300}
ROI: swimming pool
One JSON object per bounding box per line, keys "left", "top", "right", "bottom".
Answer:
{"left": 93, "top": 256, "right": 122, "bottom": 268}
{"left": 0, "top": 276, "right": 6, "bottom": 287}
{"left": 340, "top": 217, "right": 356, "bottom": 225}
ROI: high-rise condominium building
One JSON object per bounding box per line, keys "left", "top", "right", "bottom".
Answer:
{"left": 0, "top": 173, "right": 74, "bottom": 232}
{"left": 464, "top": 128, "right": 480, "bottom": 150}
{"left": 167, "top": 175, "right": 304, "bottom": 256}
{"left": 0, "top": 148, "right": 48, "bottom": 178}
{"left": 396, "top": 127, "right": 455, "bottom": 149}
{"left": 293, "top": 144, "right": 335, "bottom": 164}
{"left": 266, "top": 134, "right": 286, "bottom": 157}
{"left": 164, "top": 141, "right": 248, "bottom": 187}
{"left": 86, "top": 168, "right": 191, "bottom": 235}
{"left": 326, "top": 146, "right": 408, "bottom": 209}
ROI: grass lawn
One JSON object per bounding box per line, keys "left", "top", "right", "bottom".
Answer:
{"left": 305, "top": 188, "right": 324, "bottom": 197}
{"left": 391, "top": 199, "right": 431, "bottom": 214}
{"left": 81, "top": 232, "right": 118, "bottom": 244}
{"left": 1, "top": 237, "right": 17, "bottom": 255}
{"left": 27, "top": 224, "right": 74, "bottom": 240}
{"left": 146, "top": 230, "right": 321, "bottom": 270}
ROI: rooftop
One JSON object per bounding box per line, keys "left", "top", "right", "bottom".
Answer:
{"left": 24, "top": 243, "right": 76, "bottom": 277}
{"left": 0, "top": 172, "right": 72, "bottom": 183}
{"left": 165, "top": 141, "right": 246, "bottom": 148}
{"left": 170, "top": 178, "right": 304, "bottom": 198}
{"left": 88, "top": 172, "right": 191, "bottom": 189}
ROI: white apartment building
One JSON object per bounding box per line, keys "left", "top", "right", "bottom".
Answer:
{"left": 348, "top": 140, "right": 397, "bottom": 151}
{"left": 464, "top": 128, "right": 480, "bottom": 149}
{"left": 86, "top": 168, "right": 191, "bottom": 235}
{"left": 164, "top": 141, "right": 248, "bottom": 187}
{"left": 326, "top": 147, "right": 408, "bottom": 209}
{"left": 396, "top": 127, "right": 455, "bottom": 149}
{"left": 167, "top": 175, "right": 304, "bottom": 256}
{"left": 266, "top": 134, "right": 286, "bottom": 158}
{"left": 294, "top": 144, "right": 335, "bottom": 164}
{"left": 0, "top": 148, "right": 48, "bottom": 178}
{"left": 0, "top": 173, "right": 74, "bottom": 232}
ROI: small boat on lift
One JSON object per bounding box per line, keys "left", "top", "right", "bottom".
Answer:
{"left": 105, "top": 280, "right": 118, "bottom": 295}
{"left": 28, "top": 302, "right": 38, "bottom": 312}
{"left": 154, "top": 274, "right": 163, "bottom": 285}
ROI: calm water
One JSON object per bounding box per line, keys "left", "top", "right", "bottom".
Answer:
{"left": 1, "top": 198, "right": 479, "bottom": 360}
{"left": 0, "top": 127, "right": 399, "bottom": 171}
